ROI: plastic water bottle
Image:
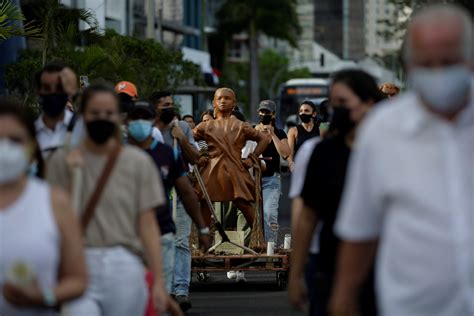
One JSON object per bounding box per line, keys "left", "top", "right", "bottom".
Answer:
{"left": 284, "top": 234, "right": 291, "bottom": 250}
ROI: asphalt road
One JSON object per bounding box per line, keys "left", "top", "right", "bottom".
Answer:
{"left": 188, "top": 172, "right": 305, "bottom": 316}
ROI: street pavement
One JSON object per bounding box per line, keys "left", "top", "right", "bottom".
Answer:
{"left": 188, "top": 172, "right": 306, "bottom": 316}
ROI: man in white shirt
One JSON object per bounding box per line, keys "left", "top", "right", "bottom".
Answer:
{"left": 34, "top": 63, "right": 78, "bottom": 159}
{"left": 329, "top": 4, "right": 473, "bottom": 316}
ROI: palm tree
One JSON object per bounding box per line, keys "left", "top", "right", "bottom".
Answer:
{"left": 216, "top": 0, "right": 301, "bottom": 121}
{"left": 22, "top": 0, "right": 99, "bottom": 65}
{"left": 0, "top": 0, "right": 39, "bottom": 42}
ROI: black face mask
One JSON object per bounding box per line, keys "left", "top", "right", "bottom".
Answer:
{"left": 121, "top": 101, "right": 135, "bottom": 115}
{"left": 86, "top": 119, "right": 116, "bottom": 144}
{"left": 259, "top": 114, "right": 272, "bottom": 125}
{"left": 299, "top": 113, "right": 313, "bottom": 124}
{"left": 159, "top": 108, "right": 175, "bottom": 125}
{"left": 119, "top": 94, "right": 135, "bottom": 114}
{"left": 330, "top": 107, "right": 355, "bottom": 136}
{"left": 38, "top": 93, "right": 68, "bottom": 118}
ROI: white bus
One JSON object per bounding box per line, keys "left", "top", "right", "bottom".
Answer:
{"left": 276, "top": 78, "right": 329, "bottom": 130}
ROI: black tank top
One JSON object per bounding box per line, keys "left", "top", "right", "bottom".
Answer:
{"left": 294, "top": 124, "right": 320, "bottom": 155}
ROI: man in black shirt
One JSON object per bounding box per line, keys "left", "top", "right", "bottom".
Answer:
{"left": 255, "top": 100, "right": 290, "bottom": 243}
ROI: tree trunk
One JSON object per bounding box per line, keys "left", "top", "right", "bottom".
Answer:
{"left": 249, "top": 18, "right": 259, "bottom": 123}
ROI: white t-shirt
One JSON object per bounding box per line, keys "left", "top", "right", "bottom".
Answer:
{"left": 151, "top": 127, "right": 164, "bottom": 143}
{"left": 35, "top": 110, "right": 74, "bottom": 160}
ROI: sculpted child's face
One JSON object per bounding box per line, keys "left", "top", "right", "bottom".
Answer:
{"left": 213, "top": 89, "right": 236, "bottom": 114}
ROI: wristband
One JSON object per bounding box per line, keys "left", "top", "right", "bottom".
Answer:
{"left": 199, "top": 226, "right": 210, "bottom": 236}
{"left": 42, "top": 288, "right": 57, "bottom": 307}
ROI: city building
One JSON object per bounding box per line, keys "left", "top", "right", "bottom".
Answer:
{"left": 365, "top": 0, "right": 401, "bottom": 56}
{"left": 291, "top": 0, "right": 314, "bottom": 64}
{"left": 313, "top": 0, "right": 365, "bottom": 60}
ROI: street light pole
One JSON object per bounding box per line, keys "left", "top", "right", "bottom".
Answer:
{"left": 269, "top": 65, "right": 287, "bottom": 99}
{"left": 342, "top": 0, "right": 350, "bottom": 59}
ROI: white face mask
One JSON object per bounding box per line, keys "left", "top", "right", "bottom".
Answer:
{"left": 0, "top": 139, "right": 29, "bottom": 184}
{"left": 408, "top": 64, "right": 471, "bottom": 114}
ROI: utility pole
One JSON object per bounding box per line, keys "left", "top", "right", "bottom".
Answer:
{"left": 146, "top": 0, "right": 156, "bottom": 39}
{"left": 342, "top": 0, "right": 350, "bottom": 59}
{"left": 201, "top": 0, "right": 207, "bottom": 51}
{"left": 157, "top": 2, "right": 163, "bottom": 43}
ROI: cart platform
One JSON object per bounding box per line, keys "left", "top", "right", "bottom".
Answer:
{"left": 192, "top": 250, "right": 291, "bottom": 290}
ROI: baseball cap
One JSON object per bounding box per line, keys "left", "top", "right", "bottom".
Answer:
{"left": 115, "top": 81, "right": 138, "bottom": 99}
{"left": 258, "top": 100, "right": 276, "bottom": 112}
{"left": 128, "top": 100, "right": 156, "bottom": 119}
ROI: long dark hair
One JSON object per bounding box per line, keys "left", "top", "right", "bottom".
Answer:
{"left": 331, "top": 69, "right": 387, "bottom": 104}
{"left": 200, "top": 110, "right": 214, "bottom": 122}
{"left": 0, "top": 97, "right": 45, "bottom": 178}
{"left": 328, "top": 70, "right": 387, "bottom": 137}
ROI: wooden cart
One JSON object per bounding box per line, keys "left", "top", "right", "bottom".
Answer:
{"left": 190, "top": 165, "right": 291, "bottom": 290}
{"left": 192, "top": 250, "right": 291, "bottom": 290}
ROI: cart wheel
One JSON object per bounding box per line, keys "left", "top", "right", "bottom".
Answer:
{"left": 276, "top": 271, "right": 288, "bottom": 290}
{"left": 197, "top": 272, "right": 210, "bottom": 282}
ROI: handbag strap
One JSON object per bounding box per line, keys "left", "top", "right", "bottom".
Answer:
{"left": 81, "top": 145, "right": 122, "bottom": 231}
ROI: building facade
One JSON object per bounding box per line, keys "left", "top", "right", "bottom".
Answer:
{"left": 292, "top": 0, "right": 314, "bottom": 64}
{"left": 365, "top": 0, "right": 401, "bottom": 56}
{"left": 313, "top": 0, "right": 365, "bottom": 60}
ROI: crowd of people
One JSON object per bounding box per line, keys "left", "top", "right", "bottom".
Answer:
{"left": 288, "top": 4, "right": 473, "bottom": 316}
{"left": 0, "top": 3, "right": 472, "bottom": 316}
{"left": 0, "top": 58, "right": 291, "bottom": 314}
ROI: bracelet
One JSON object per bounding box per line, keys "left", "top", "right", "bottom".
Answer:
{"left": 199, "top": 226, "right": 211, "bottom": 236}
{"left": 42, "top": 288, "right": 57, "bottom": 307}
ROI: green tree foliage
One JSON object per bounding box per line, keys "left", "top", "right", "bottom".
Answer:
{"left": 216, "top": 0, "right": 301, "bottom": 46}
{"left": 22, "top": 0, "right": 100, "bottom": 65}
{"left": 216, "top": 0, "right": 301, "bottom": 120}
{"left": 219, "top": 62, "right": 250, "bottom": 115}
{"left": 5, "top": 30, "right": 202, "bottom": 107}
{"left": 259, "top": 49, "right": 311, "bottom": 100}
{"left": 0, "top": 0, "right": 39, "bottom": 41}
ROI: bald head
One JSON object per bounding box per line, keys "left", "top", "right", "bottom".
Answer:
{"left": 404, "top": 4, "right": 472, "bottom": 68}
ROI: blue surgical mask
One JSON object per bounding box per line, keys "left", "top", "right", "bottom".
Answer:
{"left": 128, "top": 119, "right": 153, "bottom": 142}
{"left": 408, "top": 64, "right": 471, "bottom": 114}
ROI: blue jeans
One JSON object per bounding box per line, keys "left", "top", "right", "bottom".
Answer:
{"left": 67, "top": 247, "right": 148, "bottom": 316}
{"left": 172, "top": 200, "right": 192, "bottom": 296}
{"left": 160, "top": 232, "right": 175, "bottom": 293}
{"left": 262, "top": 173, "right": 281, "bottom": 243}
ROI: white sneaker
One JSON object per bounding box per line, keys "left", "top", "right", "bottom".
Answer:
{"left": 235, "top": 271, "right": 247, "bottom": 283}
{"left": 227, "top": 271, "right": 237, "bottom": 279}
